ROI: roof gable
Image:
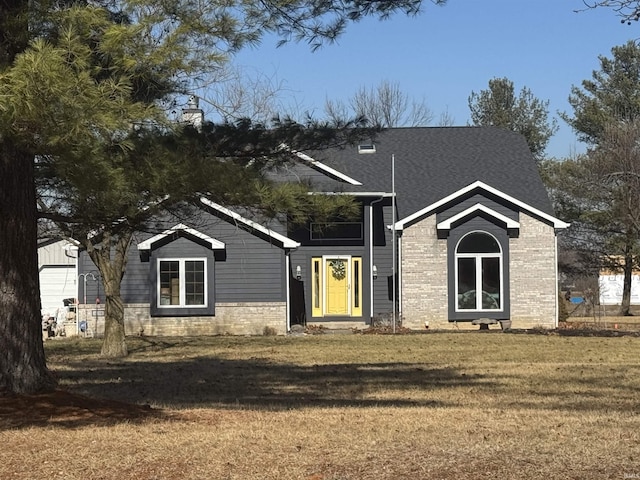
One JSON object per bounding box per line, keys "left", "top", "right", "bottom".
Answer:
{"left": 137, "top": 223, "right": 225, "bottom": 251}
{"left": 436, "top": 203, "right": 520, "bottom": 231}
{"left": 396, "top": 181, "right": 569, "bottom": 230}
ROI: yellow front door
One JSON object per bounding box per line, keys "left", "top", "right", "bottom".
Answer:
{"left": 325, "top": 259, "right": 349, "bottom": 315}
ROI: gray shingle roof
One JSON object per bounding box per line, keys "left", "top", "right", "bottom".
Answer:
{"left": 303, "top": 126, "right": 555, "bottom": 220}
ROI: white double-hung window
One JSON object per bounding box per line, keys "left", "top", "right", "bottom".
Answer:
{"left": 158, "top": 258, "right": 207, "bottom": 307}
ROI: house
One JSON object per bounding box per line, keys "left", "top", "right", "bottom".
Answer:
{"left": 598, "top": 265, "right": 640, "bottom": 306}
{"left": 77, "top": 126, "right": 568, "bottom": 335}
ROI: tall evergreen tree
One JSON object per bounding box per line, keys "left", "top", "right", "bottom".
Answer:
{"left": 549, "top": 41, "right": 640, "bottom": 315}
{"left": 541, "top": 122, "right": 640, "bottom": 316}
{"left": 468, "top": 77, "right": 558, "bottom": 160}
{"left": 564, "top": 41, "right": 640, "bottom": 144}
{"left": 0, "top": 0, "right": 448, "bottom": 393}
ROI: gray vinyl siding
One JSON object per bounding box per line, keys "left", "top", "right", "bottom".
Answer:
{"left": 77, "top": 236, "right": 159, "bottom": 305}
{"left": 77, "top": 211, "right": 287, "bottom": 311}
{"left": 213, "top": 220, "right": 286, "bottom": 302}
{"left": 123, "top": 236, "right": 152, "bottom": 303}
{"left": 372, "top": 200, "right": 394, "bottom": 317}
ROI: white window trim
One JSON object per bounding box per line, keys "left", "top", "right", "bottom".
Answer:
{"left": 157, "top": 257, "right": 208, "bottom": 309}
{"left": 454, "top": 232, "right": 503, "bottom": 313}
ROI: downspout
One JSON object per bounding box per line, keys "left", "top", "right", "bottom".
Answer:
{"left": 554, "top": 233, "right": 559, "bottom": 328}
{"left": 285, "top": 252, "right": 291, "bottom": 333}
{"left": 369, "top": 197, "right": 385, "bottom": 323}
{"left": 398, "top": 233, "right": 403, "bottom": 320}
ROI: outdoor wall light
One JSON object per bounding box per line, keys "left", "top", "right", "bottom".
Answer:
{"left": 372, "top": 265, "right": 378, "bottom": 280}
{"left": 295, "top": 265, "right": 302, "bottom": 280}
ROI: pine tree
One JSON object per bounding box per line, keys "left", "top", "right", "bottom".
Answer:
{"left": 0, "top": 0, "right": 447, "bottom": 392}
{"left": 468, "top": 77, "right": 558, "bottom": 161}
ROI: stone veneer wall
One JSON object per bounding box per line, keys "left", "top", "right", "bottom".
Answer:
{"left": 76, "top": 302, "right": 288, "bottom": 336}
{"left": 508, "top": 213, "right": 557, "bottom": 329}
{"left": 401, "top": 214, "right": 449, "bottom": 329}
{"left": 400, "top": 212, "right": 558, "bottom": 330}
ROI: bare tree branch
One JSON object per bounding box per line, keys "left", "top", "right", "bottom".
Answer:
{"left": 579, "top": 0, "right": 640, "bottom": 24}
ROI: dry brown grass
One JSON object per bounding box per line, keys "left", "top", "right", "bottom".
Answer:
{"left": 2, "top": 331, "right": 640, "bottom": 479}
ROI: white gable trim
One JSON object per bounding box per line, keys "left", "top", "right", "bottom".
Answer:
{"left": 137, "top": 223, "right": 225, "bottom": 251}
{"left": 309, "top": 191, "right": 392, "bottom": 197}
{"left": 437, "top": 203, "right": 520, "bottom": 230}
{"left": 395, "top": 180, "right": 569, "bottom": 231}
{"left": 293, "top": 151, "right": 363, "bottom": 186}
{"left": 199, "top": 198, "right": 300, "bottom": 249}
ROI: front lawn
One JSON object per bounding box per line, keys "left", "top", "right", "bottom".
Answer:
{"left": 1, "top": 332, "right": 638, "bottom": 479}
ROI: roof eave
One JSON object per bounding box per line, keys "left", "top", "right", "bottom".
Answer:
{"left": 199, "top": 198, "right": 300, "bottom": 249}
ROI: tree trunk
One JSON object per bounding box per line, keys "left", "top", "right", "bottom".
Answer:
{"left": 0, "top": 140, "right": 57, "bottom": 394}
{"left": 101, "top": 269, "right": 128, "bottom": 357}
{"left": 86, "top": 232, "right": 131, "bottom": 358}
{"left": 619, "top": 248, "right": 634, "bottom": 316}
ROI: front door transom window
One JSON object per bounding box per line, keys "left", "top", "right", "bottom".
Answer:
{"left": 455, "top": 232, "right": 502, "bottom": 311}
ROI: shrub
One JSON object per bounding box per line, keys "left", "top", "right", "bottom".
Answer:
{"left": 263, "top": 326, "right": 278, "bottom": 336}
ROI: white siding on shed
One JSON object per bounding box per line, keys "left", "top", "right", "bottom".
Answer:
{"left": 40, "top": 266, "right": 76, "bottom": 315}
{"left": 38, "top": 240, "right": 76, "bottom": 267}
{"left": 38, "top": 240, "right": 77, "bottom": 316}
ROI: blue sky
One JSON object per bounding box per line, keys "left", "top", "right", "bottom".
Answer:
{"left": 230, "top": 0, "right": 638, "bottom": 159}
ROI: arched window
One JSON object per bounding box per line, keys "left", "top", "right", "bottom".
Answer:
{"left": 455, "top": 232, "right": 502, "bottom": 311}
